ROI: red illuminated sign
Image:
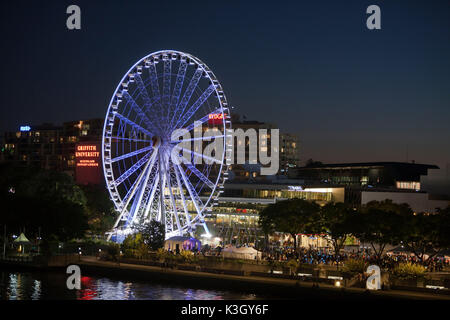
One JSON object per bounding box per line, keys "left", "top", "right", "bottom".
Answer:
{"left": 75, "top": 143, "right": 101, "bottom": 185}
{"left": 75, "top": 145, "right": 100, "bottom": 159}
{"left": 208, "top": 113, "right": 223, "bottom": 125}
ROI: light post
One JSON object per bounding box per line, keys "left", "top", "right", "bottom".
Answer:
{"left": 37, "top": 227, "right": 41, "bottom": 255}
{"left": 2, "top": 225, "right": 6, "bottom": 259}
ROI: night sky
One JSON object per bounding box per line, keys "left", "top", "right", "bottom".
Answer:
{"left": 1, "top": 0, "right": 449, "bottom": 183}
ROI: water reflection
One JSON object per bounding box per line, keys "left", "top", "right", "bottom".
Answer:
{"left": 2, "top": 273, "right": 42, "bottom": 300}
{"left": 0, "top": 271, "right": 262, "bottom": 300}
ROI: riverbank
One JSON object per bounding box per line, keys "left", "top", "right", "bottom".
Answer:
{"left": 77, "top": 256, "right": 450, "bottom": 300}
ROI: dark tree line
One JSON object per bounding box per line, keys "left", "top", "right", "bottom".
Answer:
{"left": 0, "top": 164, "right": 116, "bottom": 242}
{"left": 259, "top": 198, "right": 450, "bottom": 265}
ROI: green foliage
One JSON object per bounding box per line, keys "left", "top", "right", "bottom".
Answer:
{"left": 341, "top": 259, "right": 368, "bottom": 277}
{"left": 0, "top": 165, "right": 90, "bottom": 241}
{"left": 156, "top": 247, "right": 167, "bottom": 261}
{"left": 180, "top": 250, "right": 194, "bottom": 263}
{"left": 121, "top": 233, "right": 149, "bottom": 259}
{"left": 103, "top": 243, "right": 120, "bottom": 261}
{"left": 259, "top": 198, "right": 321, "bottom": 249}
{"left": 392, "top": 262, "right": 426, "bottom": 280}
{"left": 268, "top": 259, "right": 282, "bottom": 270}
{"left": 138, "top": 220, "right": 165, "bottom": 251}
{"left": 79, "top": 184, "right": 116, "bottom": 234}
{"left": 402, "top": 207, "right": 450, "bottom": 263}
{"left": 351, "top": 200, "right": 410, "bottom": 261}
{"left": 286, "top": 259, "right": 299, "bottom": 273}
{"left": 319, "top": 202, "right": 354, "bottom": 257}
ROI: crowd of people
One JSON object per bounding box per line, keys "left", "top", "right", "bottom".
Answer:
{"left": 198, "top": 241, "right": 449, "bottom": 272}
{"left": 260, "top": 245, "right": 449, "bottom": 272}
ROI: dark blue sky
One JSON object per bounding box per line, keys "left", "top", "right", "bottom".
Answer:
{"left": 1, "top": 0, "right": 449, "bottom": 177}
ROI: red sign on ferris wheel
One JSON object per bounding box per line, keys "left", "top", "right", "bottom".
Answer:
{"left": 208, "top": 113, "right": 223, "bottom": 125}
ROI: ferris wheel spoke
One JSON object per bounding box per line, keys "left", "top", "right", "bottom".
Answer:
{"left": 147, "top": 62, "right": 162, "bottom": 102}
{"left": 121, "top": 176, "right": 140, "bottom": 207}
{"left": 143, "top": 162, "right": 161, "bottom": 221}
{"left": 162, "top": 55, "right": 171, "bottom": 108}
{"left": 115, "top": 150, "right": 153, "bottom": 186}
{"left": 166, "top": 167, "right": 183, "bottom": 235}
{"left": 111, "top": 136, "right": 151, "bottom": 143}
{"left": 111, "top": 150, "right": 157, "bottom": 228}
{"left": 175, "top": 145, "right": 222, "bottom": 165}
{"left": 114, "top": 112, "right": 153, "bottom": 137}
{"left": 111, "top": 145, "right": 153, "bottom": 163}
{"left": 170, "top": 67, "right": 203, "bottom": 126}
{"left": 129, "top": 152, "right": 158, "bottom": 226}
{"left": 169, "top": 58, "right": 188, "bottom": 128}
{"left": 184, "top": 162, "right": 215, "bottom": 189}
{"left": 176, "top": 84, "right": 216, "bottom": 129}
{"left": 172, "top": 160, "right": 193, "bottom": 229}
{"left": 171, "top": 134, "right": 224, "bottom": 143}
{"left": 175, "top": 162, "right": 205, "bottom": 217}
{"left": 133, "top": 73, "right": 152, "bottom": 106}
{"left": 122, "top": 91, "right": 158, "bottom": 132}
{"left": 157, "top": 157, "right": 168, "bottom": 223}
{"left": 134, "top": 73, "right": 164, "bottom": 129}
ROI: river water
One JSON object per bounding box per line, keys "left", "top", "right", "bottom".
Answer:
{"left": 0, "top": 269, "right": 265, "bottom": 300}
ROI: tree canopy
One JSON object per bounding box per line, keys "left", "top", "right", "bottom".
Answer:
{"left": 0, "top": 164, "right": 89, "bottom": 241}
{"left": 259, "top": 198, "right": 320, "bottom": 249}
{"left": 137, "top": 220, "right": 165, "bottom": 251}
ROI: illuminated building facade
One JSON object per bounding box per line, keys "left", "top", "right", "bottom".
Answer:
{"left": 0, "top": 119, "right": 103, "bottom": 181}
{"left": 201, "top": 178, "right": 449, "bottom": 248}
{"left": 201, "top": 181, "right": 346, "bottom": 247}
{"left": 289, "top": 162, "right": 437, "bottom": 190}
{"left": 229, "top": 116, "right": 301, "bottom": 181}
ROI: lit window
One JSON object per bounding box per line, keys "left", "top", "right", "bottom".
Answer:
{"left": 396, "top": 181, "right": 420, "bottom": 191}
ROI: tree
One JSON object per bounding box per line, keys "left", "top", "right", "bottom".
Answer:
{"left": 304, "top": 159, "right": 323, "bottom": 167}
{"left": 259, "top": 198, "right": 321, "bottom": 250}
{"left": 79, "top": 184, "right": 116, "bottom": 234}
{"left": 352, "top": 200, "right": 409, "bottom": 262}
{"left": 401, "top": 207, "right": 450, "bottom": 264}
{"left": 0, "top": 164, "right": 89, "bottom": 241}
{"left": 319, "top": 202, "right": 354, "bottom": 265}
{"left": 121, "top": 233, "right": 150, "bottom": 259}
{"left": 138, "top": 220, "right": 165, "bottom": 251}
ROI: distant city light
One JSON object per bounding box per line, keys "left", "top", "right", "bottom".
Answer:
{"left": 20, "top": 126, "right": 31, "bottom": 132}
{"left": 288, "top": 186, "right": 303, "bottom": 191}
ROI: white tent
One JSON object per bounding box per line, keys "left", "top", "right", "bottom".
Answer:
{"left": 222, "top": 246, "right": 262, "bottom": 260}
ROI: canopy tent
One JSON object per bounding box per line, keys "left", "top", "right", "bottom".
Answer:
{"left": 14, "top": 233, "right": 31, "bottom": 244}
{"left": 222, "top": 246, "right": 262, "bottom": 260}
{"left": 164, "top": 236, "right": 201, "bottom": 252}
{"left": 13, "top": 233, "right": 31, "bottom": 254}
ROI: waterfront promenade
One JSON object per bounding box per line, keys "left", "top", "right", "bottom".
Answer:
{"left": 77, "top": 256, "right": 450, "bottom": 300}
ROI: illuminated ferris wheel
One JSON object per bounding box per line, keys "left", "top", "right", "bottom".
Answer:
{"left": 102, "top": 50, "right": 232, "bottom": 241}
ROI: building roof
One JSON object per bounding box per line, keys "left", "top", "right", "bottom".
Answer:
{"left": 299, "top": 162, "right": 439, "bottom": 170}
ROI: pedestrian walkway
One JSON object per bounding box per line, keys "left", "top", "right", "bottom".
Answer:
{"left": 79, "top": 256, "right": 450, "bottom": 300}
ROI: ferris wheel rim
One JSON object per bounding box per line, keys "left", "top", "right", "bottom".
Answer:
{"left": 102, "top": 50, "right": 232, "bottom": 240}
